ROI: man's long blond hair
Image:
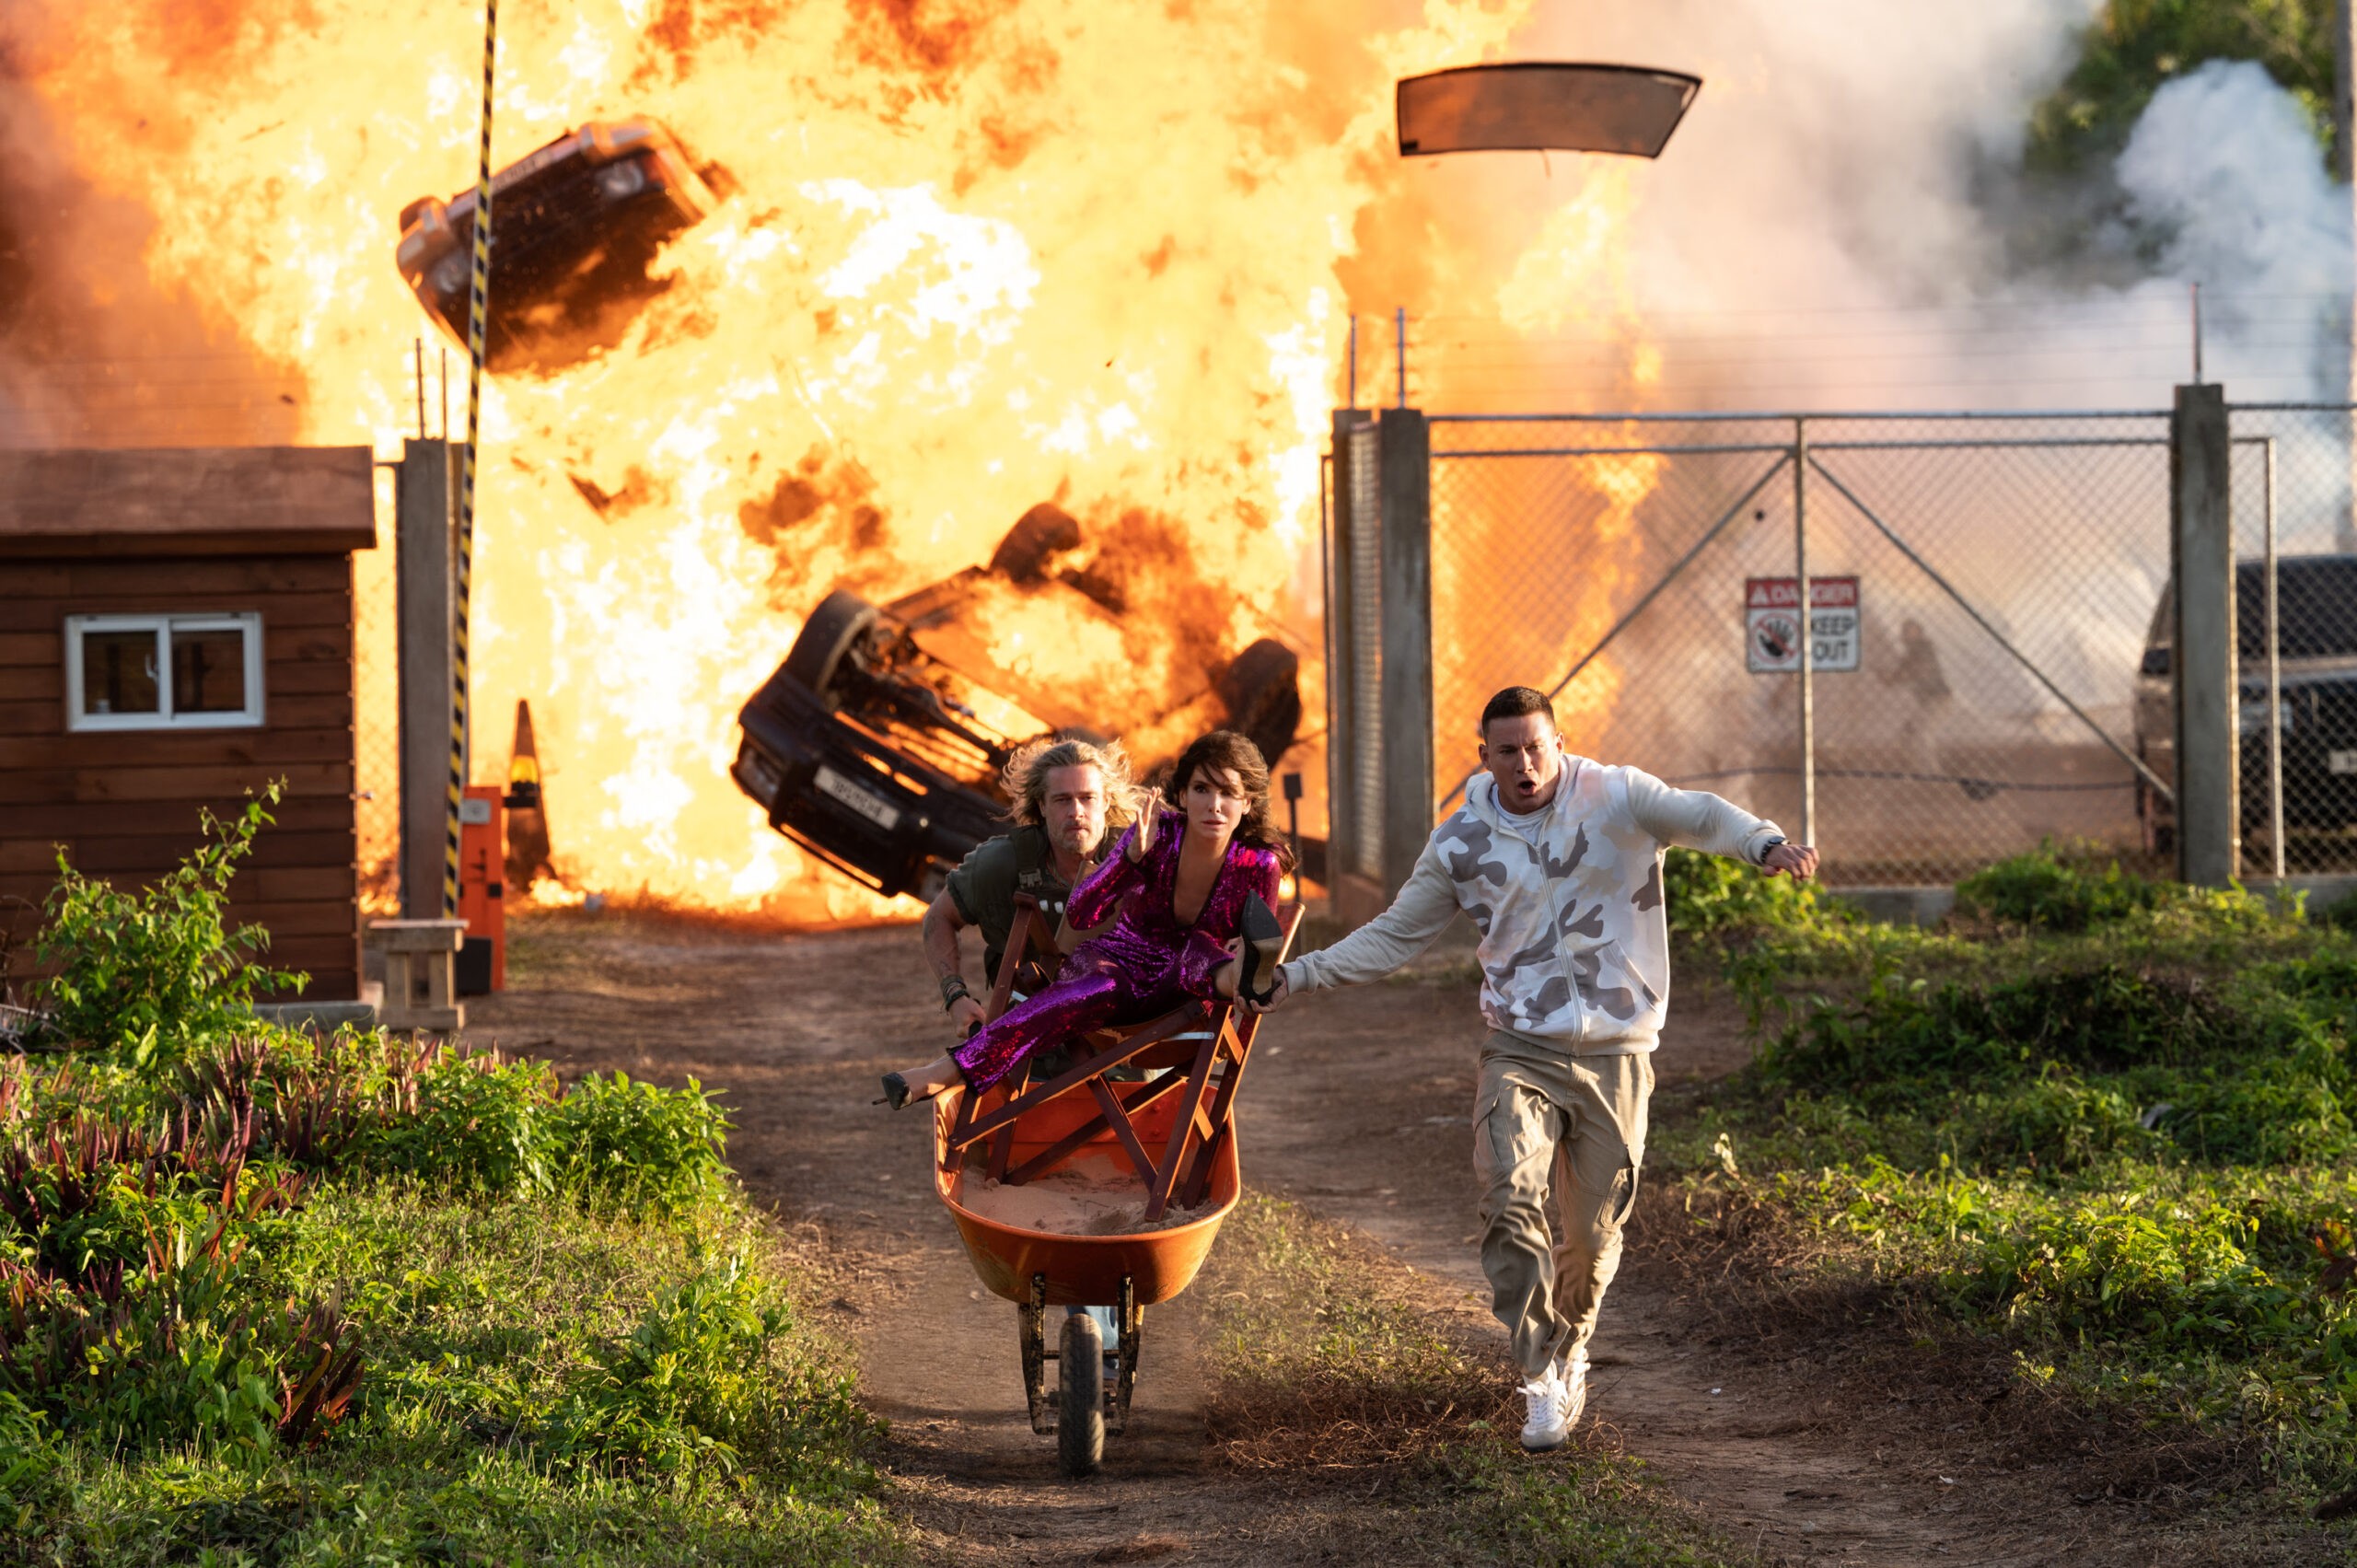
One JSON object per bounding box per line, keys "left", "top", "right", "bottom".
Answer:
{"left": 1002, "top": 737, "right": 1141, "bottom": 830}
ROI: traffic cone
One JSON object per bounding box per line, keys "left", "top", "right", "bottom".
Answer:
{"left": 505, "top": 700, "right": 554, "bottom": 892}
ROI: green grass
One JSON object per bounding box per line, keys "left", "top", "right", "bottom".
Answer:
{"left": 7, "top": 1195, "right": 897, "bottom": 1565}
{"left": 1653, "top": 842, "right": 2357, "bottom": 1515}
{"left": 0, "top": 1043, "right": 902, "bottom": 1568}
{"left": 2, "top": 807, "right": 900, "bottom": 1566}
{"left": 1202, "top": 1196, "right": 1749, "bottom": 1567}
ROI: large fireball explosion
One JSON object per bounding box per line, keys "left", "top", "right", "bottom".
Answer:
{"left": 0, "top": 0, "right": 1672, "bottom": 917}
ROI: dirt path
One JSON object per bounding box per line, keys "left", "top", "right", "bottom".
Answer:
{"left": 1231, "top": 968, "right": 2092, "bottom": 1566}
{"left": 470, "top": 912, "right": 2191, "bottom": 1565}
{"left": 479, "top": 916, "right": 1376, "bottom": 1562}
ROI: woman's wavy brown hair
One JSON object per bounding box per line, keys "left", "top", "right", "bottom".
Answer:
{"left": 1160, "top": 729, "right": 1295, "bottom": 873}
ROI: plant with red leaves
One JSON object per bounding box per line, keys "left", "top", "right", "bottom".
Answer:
{"left": 275, "top": 1296, "right": 365, "bottom": 1447}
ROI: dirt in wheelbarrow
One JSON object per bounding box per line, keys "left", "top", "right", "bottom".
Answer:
{"left": 474, "top": 909, "right": 2289, "bottom": 1566}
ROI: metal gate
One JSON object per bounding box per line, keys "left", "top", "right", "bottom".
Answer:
{"left": 1422, "top": 411, "right": 2178, "bottom": 887}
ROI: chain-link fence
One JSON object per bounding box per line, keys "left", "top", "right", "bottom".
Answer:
{"left": 2228, "top": 405, "right": 2357, "bottom": 877}
{"left": 1426, "top": 412, "right": 2177, "bottom": 887}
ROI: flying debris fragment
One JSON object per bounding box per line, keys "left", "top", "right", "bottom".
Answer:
{"left": 394, "top": 119, "right": 730, "bottom": 375}
{"left": 1397, "top": 63, "right": 1701, "bottom": 159}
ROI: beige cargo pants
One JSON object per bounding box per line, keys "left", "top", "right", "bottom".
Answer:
{"left": 1473, "top": 1031, "right": 1654, "bottom": 1377}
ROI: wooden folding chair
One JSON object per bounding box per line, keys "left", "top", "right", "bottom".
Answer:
{"left": 944, "top": 895, "right": 1303, "bottom": 1222}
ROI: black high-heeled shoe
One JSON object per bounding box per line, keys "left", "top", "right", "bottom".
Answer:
{"left": 876, "top": 1072, "right": 929, "bottom": 1109}
{"left": 1236, "top": 893, "right": 1284, "bottom": 1006}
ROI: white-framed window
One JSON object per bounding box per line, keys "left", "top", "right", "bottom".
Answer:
{"left": 64, "top": 613, "right": 266, "bottom": 732}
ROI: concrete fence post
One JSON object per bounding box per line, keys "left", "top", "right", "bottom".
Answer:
{"left": 1377, "top": 406, "right": 1433, "bottom": 898}
{"left": 2171, "top": 383, "right": 2239, "bottom": 885}
{"left": 396, "top": 438, "right": 458, "bottom": 918}
{"left": 1328, "top": 410, "right": 1385, "bottom": 922}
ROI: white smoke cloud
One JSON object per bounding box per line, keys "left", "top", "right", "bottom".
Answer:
{"left": 1402, "top": 2, "right": 2350, "bottom": 412}
{"left": 2116, "top": 59, "right": 2351, "bottom": 401}
{"left": 1408, "top": 4, "right": 2357, "bottom": 867}
{"left": 1599, "top": 0, "right": 2100, "bottom": 311}
{"left": 1394, "top": 0, "right": 2109, "bottom": 409}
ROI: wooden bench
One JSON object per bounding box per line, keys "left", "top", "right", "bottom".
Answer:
{"left": 366, "top": 918, "right": 466, "bottom": 1033}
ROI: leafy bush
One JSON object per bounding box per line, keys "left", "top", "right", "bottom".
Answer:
{"left": 1666, "top": 854, "right": 2357, "bottom": 1494}
{"left": 33, "top": 787, "right": 306, "bottom": 1064}
{"left": 0, "top": 1202, "right": 361, "bottom": 1452}
{"left": 0, "top": 1033, "right": 735, "bottom": 1460}
{"left": 1750, "top": 954, "right": 2356, "bottom": 1170}
{"left": 550, "top": 1255, "right": 792, "bottom": 1478}
{"left": 1960, "top": 1071, "right": 2154, "bottom": 1172}
{"left": 1760, "top": 962, "right": 2251, "bottom": 1092}
{"left": 549, "top": 1072, "right": 731, "bottom": 1214}
{"left": 351, "top": 1048, "right": 733, "bottom": 1210}
{"left": 2165, "top": 1059, "right": 2355, "bottom": 1167}
{"left": 1954, "top": 842, "right": 2167, "bottom": 931}
{"left": 1662, "top": 844, "right": 1840, "bottom": 938}
{"left": 0, "top": 1388, "right": 55, "bottom": 1496}
{"left": 368, "top": 1045, "right": 561, "bottom": 1197}
{"left": 1, "top": 796, "right": 892, "bottom": 1563}
{"left": 9, "top": 1189, "right": 897, "bottom": 1564}
{"left": 1953, "top": 842, "right": 2274, "bottom": 934}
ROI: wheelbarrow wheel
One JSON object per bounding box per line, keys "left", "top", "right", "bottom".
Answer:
{"left": 1057, "top": 1311, "right": 1105, "bottom": 1477}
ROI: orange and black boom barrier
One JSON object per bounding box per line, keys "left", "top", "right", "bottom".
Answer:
{"left": 445, "top": 0, "right": 496, "bottom": 917}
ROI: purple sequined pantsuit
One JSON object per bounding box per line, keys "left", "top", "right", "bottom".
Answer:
{"left": 951, "top": 811, "right": 1282, "bottom": 1095}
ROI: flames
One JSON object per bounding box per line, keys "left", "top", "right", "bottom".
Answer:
{"left": 1429, "top": 163, "right": 1663, "bottom": 766}
{"left": 1493, "top": 164, "right": 1661, "bottom": 740}
{"left": 4, "top": 0, "right": 1671, "bottom": 915}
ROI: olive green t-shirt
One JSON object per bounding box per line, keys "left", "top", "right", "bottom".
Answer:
{"left": 945, "top": 825, "right": 1074, "bottom": 984}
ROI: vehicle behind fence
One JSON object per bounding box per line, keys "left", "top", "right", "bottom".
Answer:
{"left": 2227, "top": 406, "right": 2357, "bottom": 877}
{"left": 1325, "top": 401, "right": 2357, "bottom": 893}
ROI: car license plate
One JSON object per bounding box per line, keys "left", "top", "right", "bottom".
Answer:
{"left": 815, "top": 764, "right": 900, "bottom": 829}
{"left": 2331, "top": 750, "right": 2357, "bottom": 777}
{"left": 496, "top": 134, "right": 580, "bottom": 192}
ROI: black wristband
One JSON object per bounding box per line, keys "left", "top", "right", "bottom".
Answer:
{"left": 940, "top": 976, "right": 971, "bottom": 1010}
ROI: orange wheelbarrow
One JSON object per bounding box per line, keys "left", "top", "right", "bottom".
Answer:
{"left": 931, "top": 895, "right": 1300, "bottom": 1476}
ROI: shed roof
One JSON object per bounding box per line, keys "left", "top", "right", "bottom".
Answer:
{"left": 0, "top": 445, "right": 377, "bottom": 558}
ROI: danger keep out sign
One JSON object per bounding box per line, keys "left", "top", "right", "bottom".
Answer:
{"left": 1747, "top": 576, "right": 1861, "bottom": 674}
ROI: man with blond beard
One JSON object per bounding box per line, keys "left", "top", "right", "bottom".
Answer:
{"left": 923, "top": 737, "right": 1136, "bottom": 1030}
{"left": 920, "top": 736, "right": 1137, "bottom": 1347}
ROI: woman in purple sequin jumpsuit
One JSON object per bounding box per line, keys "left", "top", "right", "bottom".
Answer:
{"left": 883, "top": 730, "right": 1289, "bottom": 1104}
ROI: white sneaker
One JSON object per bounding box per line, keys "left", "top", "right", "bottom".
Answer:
{"left": 1558, "top": 1349, "right": 1589, "bottom": 1431}
{"left": 1518, "top": 1366, "right": 1570, "bottom": 1452}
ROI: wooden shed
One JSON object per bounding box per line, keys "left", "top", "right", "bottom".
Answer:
{"left": 1, "top": 446, "right": 377, "bottom": 1003}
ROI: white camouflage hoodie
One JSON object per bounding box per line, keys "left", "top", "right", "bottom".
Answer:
{"left": 1286, "top": 760, "right": 1784, "bottom": 1053}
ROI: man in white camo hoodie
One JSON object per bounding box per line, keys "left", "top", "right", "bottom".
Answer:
{"left": 1256, "top": 686, "right": 1818, "bottom": 1452}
